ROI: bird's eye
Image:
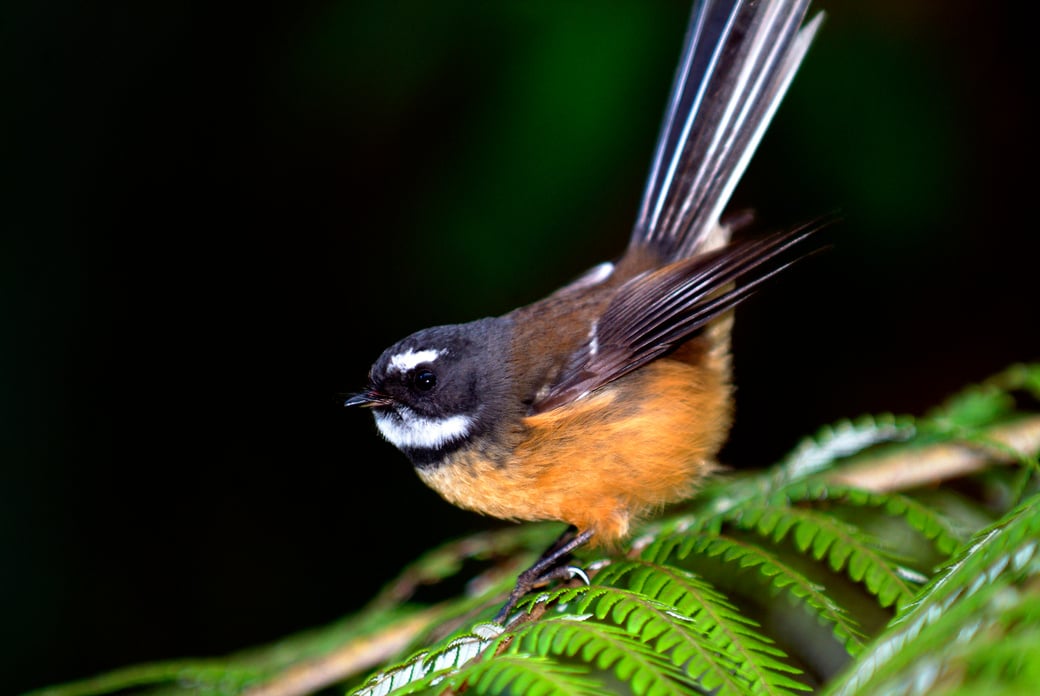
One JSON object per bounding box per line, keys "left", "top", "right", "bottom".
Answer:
{"left": 413, "top": 370, "right": 437, "bottom": 392}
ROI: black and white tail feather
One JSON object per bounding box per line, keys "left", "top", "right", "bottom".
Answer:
{"left": 534, "top": 0, "right": 827, "bottom": 414}
{"left": 632, "top": 0, "right": 823, "bottom": 260}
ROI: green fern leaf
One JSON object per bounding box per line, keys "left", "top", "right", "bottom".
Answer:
{"left": 452, "top": 655, "right": 606, "bottom": 696}
{"left": 653, "top": 532, "right": 867, "bottom": 655}
{"left": 349, "top": 624, "right": 503, "bottom": 696}
{"left": 923, "top": 361, "right": 1040, "bottom": 430}
{"left": 950, "top": 590, "right": 1040, "bottom": 693}
{"left": 852, "top": 581, "right": 1040, "bottom": 696}
{"left": 824, "top": 494, "right": 1040, "bottom": 696}
{"left": 591, "top": 559, "right": 811, "bottom": 695}
{"left": 507, "top": 615, "right": 692, "bottom": 696}
{"left": 773, "top": 414, "right": 917, "bottom": 482}
{"left": 775, "top": 480, "right": 969, "bottom": 555}
{"left": 894, "top": 496, "right": 1040, "bottom": 627}
{"left": 728, "top": 502, "right": 921, "bottom": 609}
{"left": 542, "top": 576, "right": 748, "bottom": 695}
{"left": 1005, "top": 362, "right": 1040, "bottom": 399}
{"left": 928, "top": 382, "right": 1016, "bottom": 430}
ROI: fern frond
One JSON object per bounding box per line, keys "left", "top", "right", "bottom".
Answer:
{"left": 992, "top": 362, "right": 1040, "bottom": 400}
{"left": 775, "top": 479, "right": 970, "bottom": 555}
{"left": 350, "top": 624, "right": 502, "bottom": 696}
{"left": 842, "top": 579, "right": 1040, "bottom": 696}
{"left": 949, "top": 590, "right": 1040, "bottom": 693}
{"left": 536, "top": 575, "right": 747, "bottom": 695}
{"left": 725, "top": 502, "right": 923, "bottom": 609}
{"left": 926, "top": 380, "right": 1017, "bottom": 431}
{"left": 507, "top": 615, "right": 693, "bottom": 696}
{"left": 450, "top": 655, "right": 606, "bottom": 696}
{"left": 644, "top": 532, "right": 866, "bottom": 655}
{"left": 824, "top": 493, "right": 1040, "bottom": 696}
{"left": 916, "top": 362, "right": 1040, "bottom": 481}
{"left": 773, "top": 413, "right": 917, "bottom": 483}
{"left": 17, "top": 660, "right": 261, "bottom": 696}
{"left": 890, "top": 495, "right": 1040, "bottom": 630}
{"left": 923, "top": 361, "right": 1040, "bottom": 432}
{"left": 587, "top": 561, "right": 811, "bottom": 695}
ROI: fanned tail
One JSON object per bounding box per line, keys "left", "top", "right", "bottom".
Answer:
{"left": 630, "top": 0, "right": 823, "bottom": 261}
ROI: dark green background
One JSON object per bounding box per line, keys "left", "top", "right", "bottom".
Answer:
{"left": 4, "top": 1, "right": 1035, "bottom": 692}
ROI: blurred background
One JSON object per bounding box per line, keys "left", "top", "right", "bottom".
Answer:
{"left": 3, "top": 0, "right": 1035, "bottom": 691}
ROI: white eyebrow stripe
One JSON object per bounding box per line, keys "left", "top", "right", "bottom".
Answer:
{"left": 374, "top": 407, "right": 473, "bottom": 451}
{"left": 388, "top": 348, "right": 441, "bottom": 373}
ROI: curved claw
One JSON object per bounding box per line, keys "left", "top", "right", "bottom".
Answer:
{"left": 493, "top": 528, "right": 596, "bottom": 624}
{"left": 564, "top": 566, "right": 591, "bottom": 586}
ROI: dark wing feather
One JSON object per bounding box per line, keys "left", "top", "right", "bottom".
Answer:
{"left": 631, "top": 0, "right": 822, "bottom": 261}
{"left": 532, "top": 222, "right": 826, "bottom": 413}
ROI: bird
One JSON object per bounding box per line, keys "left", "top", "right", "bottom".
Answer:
{"left": 346, "top": 0, "right": 826, "bottom": 623}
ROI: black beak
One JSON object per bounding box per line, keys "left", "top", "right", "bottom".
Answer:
{"left": 344, "top": 389, "right": 391, "bottom": 408}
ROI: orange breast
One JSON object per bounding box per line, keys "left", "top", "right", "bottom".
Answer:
{"left": 416, "top": 337, "right": 733, "bottom": 547}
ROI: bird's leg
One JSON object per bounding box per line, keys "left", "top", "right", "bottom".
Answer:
{"left": 494, "top": 526, "right": 594, "bottom": 624}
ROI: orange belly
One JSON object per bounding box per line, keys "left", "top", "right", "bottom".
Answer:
{"left": 416, "top": 347, "right": 732, "bottom": 547}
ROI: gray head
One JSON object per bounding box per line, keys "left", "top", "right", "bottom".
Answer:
{"left": 346, "top": 317, "right": 513, "bottom": 467}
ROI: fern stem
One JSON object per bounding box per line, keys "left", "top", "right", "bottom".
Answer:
{"left": 244, "top": 606, "right": 443, "bottom": 696}
{"left": 826, "top": 415, "right": 1040, "bottom": 493}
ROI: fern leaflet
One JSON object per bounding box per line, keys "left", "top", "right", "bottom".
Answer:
{"left": 824, "top": 493, "right": 1040, "bottom": 696}
{"left": 775, "top": 479, "right": 969, "bottom": 555}
{"left": 507, "top": 614, "right": 694, "bottom": 696}
{"left": 725, "top": 502, "right": 922, "bottom": 608}
{"left": 452, "top": 655, "right": 606, "bottom": 696}
{"left": 646, "top": 531, "right": 867, "bottom": 655}
{"left": 539, "top": 578, "right": 748, "bottom": 695}
{"left": 588, "top": 561, "right": 811, "bottom": 695}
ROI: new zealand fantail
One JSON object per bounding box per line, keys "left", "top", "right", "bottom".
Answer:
{"left": 347, "top": 0, "right": 826, "bottom": 622}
